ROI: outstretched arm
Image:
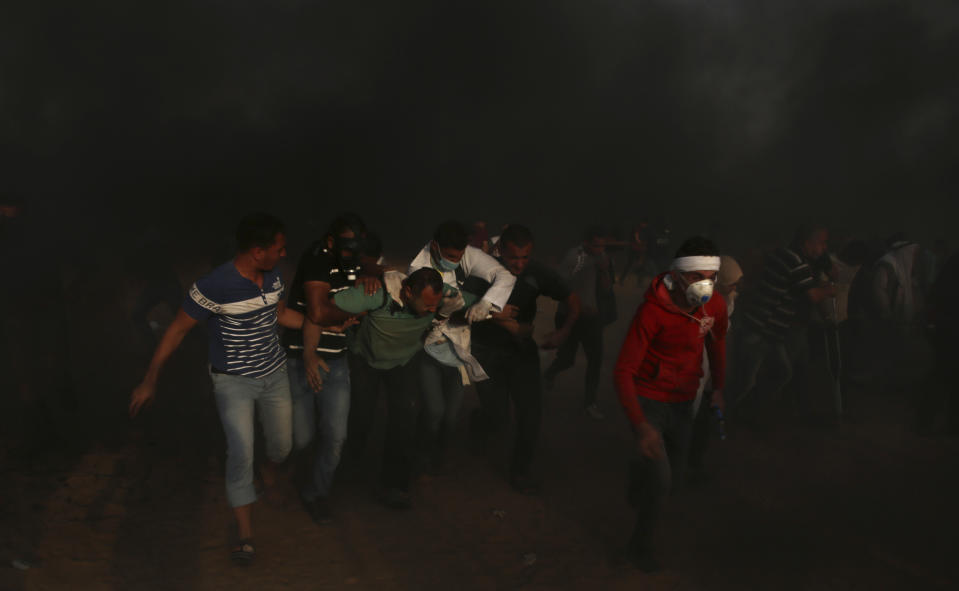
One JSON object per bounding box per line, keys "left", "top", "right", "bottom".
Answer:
{"left": 129, "top": 308, "right": 198, "bottom": 417}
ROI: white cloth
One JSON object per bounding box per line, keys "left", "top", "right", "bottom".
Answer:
{"left": 672, "top": 256, "right": 721, "bottom": 272}
{"left": 386, "top": 269, "right": 489, "bottom": 384}
{"left": 423, "top": 289, "right": 488, "bottom": 383}
{"left": 409, "top": 243, "right": 516, "bottom": 309}
{"left": 382, "top": 270, "right": 407, "bottom": 305}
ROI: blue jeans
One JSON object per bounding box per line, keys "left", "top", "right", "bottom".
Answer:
{"left": 288, "top": 356, "right": 351, "bottom": 501}
{"left": 420, "top": 354, "right": 465, "bottom": 457}
{"left": 211, "top": 364, "right": 293, "bottom": 508}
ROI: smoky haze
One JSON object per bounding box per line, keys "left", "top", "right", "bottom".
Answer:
{"left": 2, "top": 0, "right": 957, "bottom": 255}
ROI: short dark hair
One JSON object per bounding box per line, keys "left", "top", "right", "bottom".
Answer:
{"left": 674, "top": 236, "right": 720, "bottom": 258}
{"left": 499, "top": 224, "right": 534, "bottom": 249}
{"left": 236, "top": 212, "right": 286, "bottom": 252}
{"left": 433, "top": 221, "right": 469, "bottom": 250}
{"left": 326, "top": 212, "right": 366, "bottom": 239}
{"left": 404, "top": 267, "right": 444, "bottom": 296}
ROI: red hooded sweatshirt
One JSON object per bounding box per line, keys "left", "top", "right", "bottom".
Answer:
{"left": 615, "top": 273, "right": 729, "bottom": 427}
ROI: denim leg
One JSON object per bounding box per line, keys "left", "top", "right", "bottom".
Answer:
{"left": 256, "top": 365, "right": 293, "bottom": 464}
{"left": 212, "top": 373, "right": 258, "bottom": 508}
{"left": 420, "top": 356, "right": 464, "bottom": 463}
{"left": 305, "top": 356, "right": 351, "bottom": 500}
{"left": 420, "top": 355, "right": 447, "bottom": 434}
{"left": 440, "top": 363, "right": 464, "bottom": 435}
{"left": 287, "top": 357, "right": 316, "bottom": 452}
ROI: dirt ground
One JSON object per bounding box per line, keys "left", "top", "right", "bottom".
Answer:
{"left": 2, "top": 279, "right": 958, "bottom": 591}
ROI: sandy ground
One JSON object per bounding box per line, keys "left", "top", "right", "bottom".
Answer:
{"left": 3, "top": 279, "right": 959, "bottom": 590}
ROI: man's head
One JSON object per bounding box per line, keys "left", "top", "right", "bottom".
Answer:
{"left": 431, "top": 221, "right": 469, "bottom": 269}
{"left": 582, "top": 226, "right": 605, "bottom": 256}
{"left": 325, "top": 213, "right": 367, "bottom": 265}
{"left": 498, "top": 224, "right": 534, "bottom": 276}
{"left": 669, "top": 236, "right": 721, "bottom": 307}
{"left": 402, "top": 268, "right": 444, "bottom": 317}
{"left": 795, "top": 222, "right": 829, "bottom": 261}
{"left": 236, "top": 212, "right": 287, "bottom": 271}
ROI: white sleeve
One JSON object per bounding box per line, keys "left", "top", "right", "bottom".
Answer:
{"left": 408, "top": 244, "right": 432, "bottom": 274}
{"left": 461, "top": 245, "right": 516, "bottom": 309}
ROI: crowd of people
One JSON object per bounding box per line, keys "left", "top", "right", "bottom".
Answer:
{"left": 117, "top": 209, "right": 956, "bottom": 571}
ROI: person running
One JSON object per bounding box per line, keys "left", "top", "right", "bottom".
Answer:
{"left": 470, "top": 224, "right": 581, "bottom": 493}
{"left": 544, "top": 226, "right": 616, "bottom": 420}
{"left": 282, "top": 213, "right": 375, "bottom": 524}
{"left": 614, "top": 236, "right": 729, "bottom": 572}
{"left": 408, "top": 221, "right": 516, "bottom": 471}
{"left": 129, "top": 212, "right": 304, "bottom": 565}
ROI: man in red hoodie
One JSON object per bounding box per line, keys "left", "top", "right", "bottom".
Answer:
{"left": 614, "top": 236, "right": 728, "bottom": 572}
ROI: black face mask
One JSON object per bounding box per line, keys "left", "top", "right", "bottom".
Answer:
{"left": 332, "top": 235, "right": 364, "bottom": 268}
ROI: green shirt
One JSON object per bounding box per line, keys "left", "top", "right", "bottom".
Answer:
{"left": 334, "top": 285, "right": 477, "bottom": 370}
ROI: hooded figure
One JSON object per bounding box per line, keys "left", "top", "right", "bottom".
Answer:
{"left": 716, "top": 255, "right": 743, "bottom": 317}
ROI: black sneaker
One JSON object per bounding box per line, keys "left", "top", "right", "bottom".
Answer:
{"left": 379, "top": 488, "right": 411, "bottom": 510}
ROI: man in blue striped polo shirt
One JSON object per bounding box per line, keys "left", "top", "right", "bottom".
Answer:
{"left": 129, "top": 212, "right": 305, "bottom": 565}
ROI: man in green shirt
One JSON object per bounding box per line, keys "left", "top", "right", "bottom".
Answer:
{"left": 334, "top": 267, "right": 466, "bottom": 508}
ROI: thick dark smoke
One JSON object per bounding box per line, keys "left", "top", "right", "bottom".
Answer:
{"left": 2, "top": 0, "right": 957, "bottom": 254}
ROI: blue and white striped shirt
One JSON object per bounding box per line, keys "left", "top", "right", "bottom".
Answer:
{"left": 183, "top": 261, "right": 286, "bottom": 378}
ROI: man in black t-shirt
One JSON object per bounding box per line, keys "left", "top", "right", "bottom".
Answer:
{"left": 283, "top": 214, "right": 374, "bottom": 523}
{"left": 470, "top": 225, "right": 581, "bottom": 493}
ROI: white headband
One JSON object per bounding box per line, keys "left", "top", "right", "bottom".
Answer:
{"left": 671, "top": 256, "right": 721, "bottom": 272}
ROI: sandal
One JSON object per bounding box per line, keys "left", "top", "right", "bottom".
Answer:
{"left": 230, "top": 539, "right": 255, "bottom": 566}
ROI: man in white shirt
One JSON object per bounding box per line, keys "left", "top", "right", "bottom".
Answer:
{"left": 408, "top": 220, "right": 516, "bottom": 470}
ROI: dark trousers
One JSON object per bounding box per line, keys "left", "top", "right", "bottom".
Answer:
{"left": 687, "top": 391, "right": 713, "bottom": 472}
{"left": 545, "top": 314, "right": 604, "bottom": 406}
{"left": 627, "top": 398, "right": 693, "bottom": 552}
{"left": 472, "top": 340, "right": 543, "bottom": 478}
{"left": 724, "top": 326, "right": 809, "bottom": 417}
{"left": 346, "top": 352, "right": 422, "bottom": 492}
